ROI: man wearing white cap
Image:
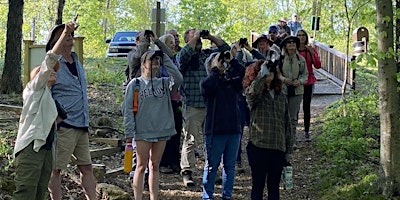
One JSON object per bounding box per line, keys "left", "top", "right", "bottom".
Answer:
{"left": 288, "top": 13, "right": 303, "bottom": 36}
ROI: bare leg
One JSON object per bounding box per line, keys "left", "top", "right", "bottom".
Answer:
{"left": 133, "top": 141, "right": 152, "bottom": 200}
{"left": 77, "top": 164, "right": 97, "bottom": 200}
{"left": 48, "top": 169, "right": 62, "bottom": 200}
{"left": 148, "top": 141, "right": 166, "bottom": 200}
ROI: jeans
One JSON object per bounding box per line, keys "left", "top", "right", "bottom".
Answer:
{"left": 202, "top": 133, "right": 241, "bottom": 199}
{"left": 247, "top": 142, "right": 285, "bottom": 200}
{"left": 303, "top": 84, "right": 314, "bottom": 133}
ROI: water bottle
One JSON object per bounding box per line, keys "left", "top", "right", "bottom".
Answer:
{"left": 283, "top": 162, "right": 293, "bottom": 190}
{"left": 123, "top": 143, "right": 133, "bottom": 173}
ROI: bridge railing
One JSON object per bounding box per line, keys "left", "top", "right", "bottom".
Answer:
{"left": 313, "top": 40, "right": 355, "bottom": 88}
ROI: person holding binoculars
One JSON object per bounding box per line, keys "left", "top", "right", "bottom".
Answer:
{"left": 176, "top": 28, "right": 231, "bottom": 187}
{"left": 200, "top": 49, "right": 245, "bottom": 200}
{"left": 123, "top": 48, "right": 183, "bottom": 200}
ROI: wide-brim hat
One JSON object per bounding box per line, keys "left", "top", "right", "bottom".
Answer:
{"left": 280, "top": 36, "right": 300, "bottom": 49}
{"left": 45, "top": 24, "right": 74, "bottom": 52}
{"left": 252, "top": 34, "right": 273, "bottom": 48}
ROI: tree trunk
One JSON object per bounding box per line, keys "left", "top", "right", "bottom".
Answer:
{"left": 55, "top": 0, "right": 65, "bottom": 25}
{"left": 376, "top": 0, "right": 400, "bottom": 197}
{"left": 0, "top": 0, "right": 23, "bottom": 94}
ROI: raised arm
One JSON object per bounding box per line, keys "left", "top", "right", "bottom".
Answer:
{"left": 162, "top": 53, "right": 183, "bottom": 92}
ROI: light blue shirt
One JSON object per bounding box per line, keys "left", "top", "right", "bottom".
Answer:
{"left": 51, "top": 52, "right": 89, "bottom": 128}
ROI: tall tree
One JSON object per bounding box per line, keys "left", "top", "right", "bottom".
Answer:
{"left": 0, "top": 0, "right": 23, "bottom": 94}
{"left": 55, "top": 0, "right": 66, "bottom": 25}
{"left": 376, "top": 0, "right": 400, "bottom": 197}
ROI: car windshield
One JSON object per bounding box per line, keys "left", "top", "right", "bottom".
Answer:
{"left": 113, "top": 32, "right": 138, "bottom": 42}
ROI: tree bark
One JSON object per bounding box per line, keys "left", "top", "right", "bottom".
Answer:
{"left": 55, "top": 0, "right": 65, "bottom": 25}
{"left": 0, "top": 0, "right": 23, "bottom": 94}
{"left": 376, "top": 0, "right": 400, "bottom": 197}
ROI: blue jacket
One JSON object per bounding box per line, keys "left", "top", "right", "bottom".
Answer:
{"left": 200, "top": 59, "right": 245, "bottom": 135}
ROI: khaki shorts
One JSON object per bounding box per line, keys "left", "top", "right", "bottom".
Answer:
{"left": 55, "top": 127, "right": 92, "bottom": 169}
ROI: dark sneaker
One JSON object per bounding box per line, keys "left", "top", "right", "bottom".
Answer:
{"left": 304, "top": 132, "right": 311, "bottom": 142}
{"left": 182, "top": 171, "right": 195, "bottom": 187}
{"left": 236, "top": 162, "right": 245, "bottom": 174}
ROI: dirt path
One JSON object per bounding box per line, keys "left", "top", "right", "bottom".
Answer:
{"left": 95, "top": 94, "right": 341, "bottom": 200}
{"left": 0, "top": 90, "right": 341, "bottom": 200}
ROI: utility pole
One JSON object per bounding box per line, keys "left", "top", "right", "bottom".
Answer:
{"left": 151, "top": 1, "right": 165, "bottom": 36}
{"left": 156, "top": 1, "right": 161, "bottom": 36}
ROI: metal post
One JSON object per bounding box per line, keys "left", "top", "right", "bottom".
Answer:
{"left": 156, "top": 2, "right": 161, "bottom": 37}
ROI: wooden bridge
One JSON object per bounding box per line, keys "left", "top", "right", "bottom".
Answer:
{"left": 313, "top": 40, "right": 354, "bottom": 95}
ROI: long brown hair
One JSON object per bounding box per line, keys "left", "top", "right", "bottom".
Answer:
{"left": 242, "top": 60, "right": 283, "bottom": 94}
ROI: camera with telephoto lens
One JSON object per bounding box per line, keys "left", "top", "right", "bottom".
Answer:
{"left": 239, "top": 38, "right": 248, "bottom": 46}
{"left": 218, "top": 51, "right": 231, "bottom": 62}
{"left": 144, "top": 30, "right": 154, "bottom": 37}
{"left": 200, "top": 29, "right": 209, "bottom": 37}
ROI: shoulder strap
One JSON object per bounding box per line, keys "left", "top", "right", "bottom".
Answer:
{"left": 279, "top": 55, "right": 284, "bottom": 73}
{"left": 133, "top": 79, "right": 140, "bottom": 114}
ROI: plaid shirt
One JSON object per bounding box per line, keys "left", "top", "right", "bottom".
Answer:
{"left": 245, "top": 76, "right": 293, "bottom": 158}
{"left": 177, "top": 43, "right": 230, "bottom": 107}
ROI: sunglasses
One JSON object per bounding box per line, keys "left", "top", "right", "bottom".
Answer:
{"left": 286, "top": 40, "right": 296, "bottom": 44}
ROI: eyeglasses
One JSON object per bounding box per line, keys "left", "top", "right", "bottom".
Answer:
{"left": 297, "top": 34, "right": 306, "bottom": 37}
{"left": 146, "top": 57, "right": 161, "bottom": 61}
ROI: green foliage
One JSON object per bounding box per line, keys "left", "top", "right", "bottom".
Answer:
{"left": 85, "top": 57, "right": 125, "bottom": 84}
{"left": 84, "top": 57, "right": 126, "bottom": 103}
{"left": 0, "top": 130, "right": 16, "bottom": 196}
{"left": 315, "top": 91, "right": 382, "bottom": 199}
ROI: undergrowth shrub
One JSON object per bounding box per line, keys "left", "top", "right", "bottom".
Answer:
{"left": 315, "top": 91, "right": 383, "bottom": 199}
{"left": 0, "top": 130, "right": 16, "bottom": 197}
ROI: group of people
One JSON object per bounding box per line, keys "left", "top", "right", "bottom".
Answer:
{"left": 12, "top": 12, "right": 321, "bottom": 200}
{"left": 121, "top": 23, "right": 321, "bottom": 199}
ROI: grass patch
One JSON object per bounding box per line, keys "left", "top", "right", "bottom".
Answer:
{"left": 314, "top": 59, "right": 385, "bottom": 199}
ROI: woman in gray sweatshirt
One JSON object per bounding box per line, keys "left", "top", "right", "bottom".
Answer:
{"left": 123, "top": 49, "right": 183, "bottom": 200}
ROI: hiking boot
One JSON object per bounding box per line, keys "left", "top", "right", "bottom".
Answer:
{"left": 236, "top": 162, "right": 245, "bottom": 174}
{"left": 182, "top": 171, "right": 195, "bottom": 187}
{"left": 304, "top": 132, "right": 311, "bottom": 142}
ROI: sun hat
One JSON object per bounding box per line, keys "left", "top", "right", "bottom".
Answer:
{"left": 279, "top": 18, "right": 287, "bottom": 23}
{"left": 279, "top": 36, "right": 300, "bottom": 49}
{"left": 45, "top": 24, "right": 74, "bottom": 52}
{"left": 252, "top": 34, "right": 273, "bottom": 48}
